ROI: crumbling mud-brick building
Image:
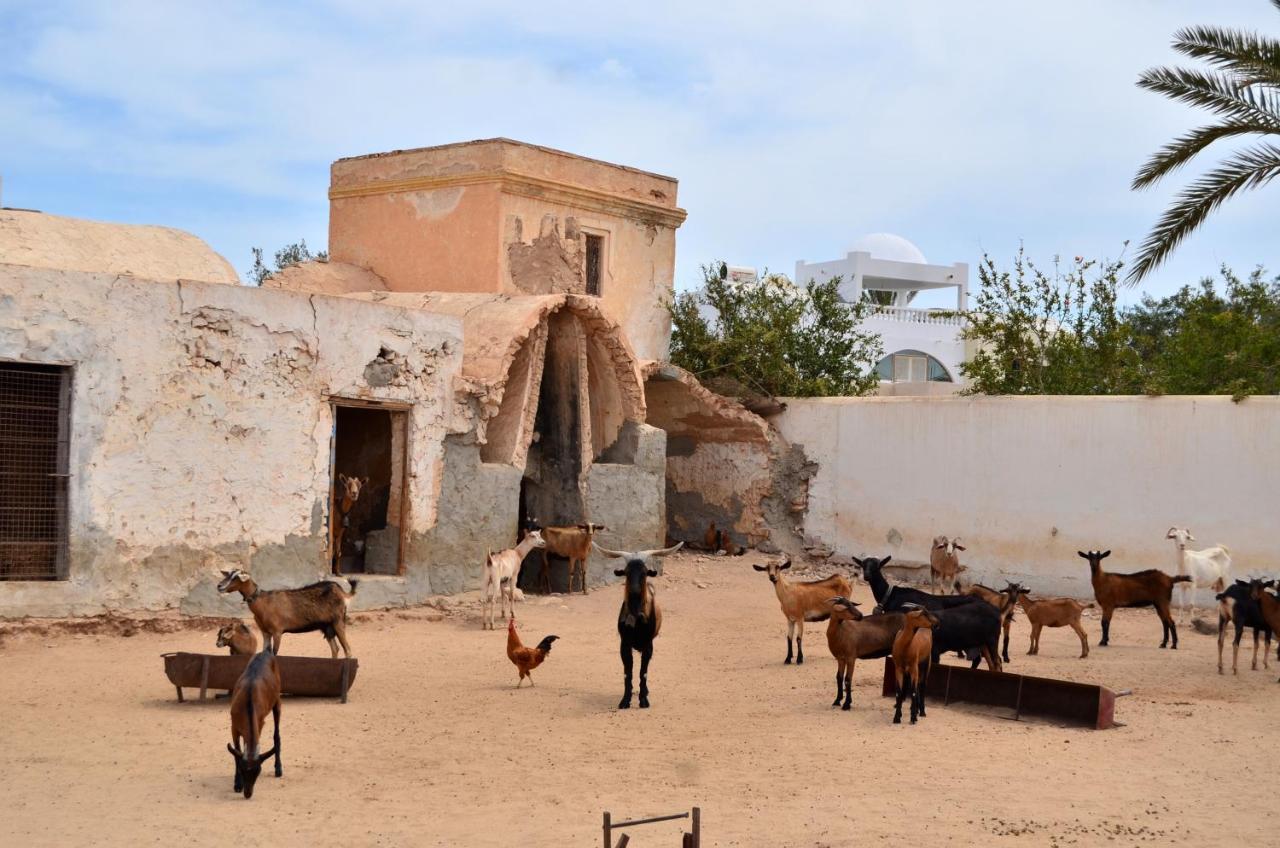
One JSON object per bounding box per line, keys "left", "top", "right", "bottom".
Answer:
{"left": 0, "top": 139, "right": 786, "bottom": 619}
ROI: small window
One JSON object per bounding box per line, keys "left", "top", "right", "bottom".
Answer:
{"left": 0, "top": 362, "right": 71, "bottom": 580}
{"left": 585, "top": 234, "right": 603, "bottom": 296}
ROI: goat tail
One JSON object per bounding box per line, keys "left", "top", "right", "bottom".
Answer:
{"left": 1173, "top": 575, "right": 1193, "bottom": 584}
{"left": 1082, "top": 601, "right": 1095, "bottom": 609}
{"left": 346, "top": 578, "right": 359, "bottom": 596}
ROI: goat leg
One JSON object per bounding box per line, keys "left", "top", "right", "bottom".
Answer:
{"left": 1001, "top": 617, "right": 1012, "bottom": 664}
{"left": 638, "top": 643, "right": 652, "bottom": 709}
{"left": 618, "top": 642, "right": 633, "bottom": 710}
{"left": 832, "top": 663, "right": 844, "bottom": 708}
{"left": 796, "top": 626, "right": 805, "bottom": 665}
{"left": 272, "top": 703, "right": 283, "bottom": 778}
{"left": 1100, "top": 614, "right": 1112, "bottom": 647}
{"left": 842, "top": 664, "right": 853, "bottom": 711}
{"left": 784, "top": 620, "right": 795, "bottom": 665}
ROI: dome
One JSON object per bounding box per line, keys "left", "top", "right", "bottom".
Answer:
{"left": 849, "top": 233, "right": 927, "bottom": 265}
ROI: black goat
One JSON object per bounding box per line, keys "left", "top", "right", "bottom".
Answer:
{"left": 929, "top": 593, "right": 1006, "bottom": 672}
{"left": 595, "top": 542, "right": 682, "bottom": 709}
{"left": 854, "top": 555, "right": 985, "bottom": 613}
{"left": 1216, "top": 579, "right": 1274, "bottom": 675}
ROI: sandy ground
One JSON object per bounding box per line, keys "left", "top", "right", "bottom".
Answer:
{"left": 1, "top": 551, "right": 1276, "bottom": 848}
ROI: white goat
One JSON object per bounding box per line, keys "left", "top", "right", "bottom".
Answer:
{"left": 929, "top": 535, "right": 967, "bottom": 594}
{"left": 1166, "top": 526, "right": 1232, "bottom": 621}
{"left": 482, "top": 530, "right": 545, "bottom": 630}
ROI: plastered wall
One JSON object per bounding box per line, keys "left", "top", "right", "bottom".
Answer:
{"left": 773, "top": 396, "right": 1280, "bottom": 599}
{"left": 0, "top": 267, "right": 463, "bottom": 617}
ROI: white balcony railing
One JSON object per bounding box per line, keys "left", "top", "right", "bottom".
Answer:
{"left": 868, "top": 305, "right": 965, "bottom": 326}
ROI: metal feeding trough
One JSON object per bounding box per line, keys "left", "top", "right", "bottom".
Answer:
{"left": 162, "top": 653, "right": 359, "bottom": 704}
{"left": 881, "top": 659, "right": 1120, "bottom": 729}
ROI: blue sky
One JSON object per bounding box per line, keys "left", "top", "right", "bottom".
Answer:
{"left": 2, "top": 1, "right": 1278, "bottom": 304}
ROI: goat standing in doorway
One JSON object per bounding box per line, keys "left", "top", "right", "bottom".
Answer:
{"left": 331, "top": 474, "right": 367, "bottom": 575}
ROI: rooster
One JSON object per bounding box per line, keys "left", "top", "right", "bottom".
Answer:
{"left": 506, "top": 617, "right": 559, "bottom": 687}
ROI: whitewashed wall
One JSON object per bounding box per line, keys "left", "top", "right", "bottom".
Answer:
{"left": 773, "top": 396, "right": 1280, "bottom": 599}
{"left": 0, "top": 267, "right": 463, "bottom": 617}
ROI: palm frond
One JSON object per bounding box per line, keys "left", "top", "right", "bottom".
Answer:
{"left": 1132, "top": 120, "right": 1277, "bottom": 189}
{"left": 1128, "top": 143, "right": 1280, "bottom": 284}
{"left": 1173, "top": 25, "right": 1280, "bottom": 85}
{"left": 1137, "top": 66, "right": 1280, "bottom": 126}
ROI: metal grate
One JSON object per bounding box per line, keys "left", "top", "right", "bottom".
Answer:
{"left": 0, "top": 362, "right": 70, "bottom": 580}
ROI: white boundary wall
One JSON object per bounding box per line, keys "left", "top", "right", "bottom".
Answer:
{"left": 773, "top": 396, "right": 1280, "bottom": 599}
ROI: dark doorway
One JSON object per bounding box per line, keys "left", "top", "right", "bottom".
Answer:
{"left": 517, "top": 312, "right": 587, "bottom": 593}
{"left": 330, "top": 403, "right": 408, "bottom": 575}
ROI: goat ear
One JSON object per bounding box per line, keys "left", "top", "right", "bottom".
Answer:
{"left": 881, "top": 556, "right": 892, "bottom": 566}
{"left": 953, "top": 542, "right": 966, "bottom": 551}
{"left": 613, "top": 568, "right": 626, "bottom": 577}
{"left": 778, "top": 560, "right": 791, "bottom": 570}
{"left": 361, "top": 476, "right": 370, "bottom": 487}
{"left": 850, "top": 555, "right": 864, "bottom": 567}
{"left": 256, "top": 747, "right": 277, "bottom": 765}
{"left": 227, "top": 743, "right": 239, "bottom": 758}
{"left": 752, "top": 564, "right": 767, "bottom": 572}
{"left": 647, "top": 569, "right": 659, "bottom": 577}
{"left": 1077, "top": 551, "right": 1089, "bottom": 559}
{"left": 1101, "top": 550, "right": 1111, "bottom": 559}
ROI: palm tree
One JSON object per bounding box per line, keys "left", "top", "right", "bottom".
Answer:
{"left": 1129, "top": 2, "right": 1280, "bottom": 284}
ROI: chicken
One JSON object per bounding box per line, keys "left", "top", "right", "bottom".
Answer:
{"left": 506, "top": 617, "right": 559, "bottom": 687}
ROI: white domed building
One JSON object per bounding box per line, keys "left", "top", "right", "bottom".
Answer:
{"left": 794, "top": 234, "right": 969, "bottom": 395}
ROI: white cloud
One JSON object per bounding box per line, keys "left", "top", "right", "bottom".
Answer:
{"left": 1, "top": 0, "right": 1276, "bottom": 294}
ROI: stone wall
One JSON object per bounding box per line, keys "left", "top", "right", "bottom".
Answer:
{"left": 773, "top": 396, "right": 1280, "bottom": 599}
{"left": 0, "top": 267, "right": 463, "bottom": 618}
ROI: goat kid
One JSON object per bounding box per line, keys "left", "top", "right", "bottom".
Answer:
{"left": 753, "top": 558, "right": 852, "bottom": 665}
{"left": 226, "top": 648, "right": 282, "bottom": 799}
{"left": 892, "top": 606, "right": 939, "bottom": 725}
{"left": 1016, "top": 592, "right": 1091, "bottom": 659}
{"left": 1081, "top": 550, "right": 1189, "bottom": 649}
{"left": 216, "top": 621, "right": 259, "bottom": 655}
{"left": 595, "top": 542, "right": 682, "bottom": 709}
{"left": 1166, "top": 527, "right": 1232, "bottom": 621}
{"left": 217, "top": 570, "right": 358, "bottom": 657}
{"left": 482, "top": 529, "right": 546, "bottom": 630}
{"left": 825, "top": 596, "right": 906, "bottom": 711}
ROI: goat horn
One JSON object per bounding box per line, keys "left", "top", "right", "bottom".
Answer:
{"left": 592, "top": 542, "right": 632, "bottom": 559}
{"left": 637, "top": 542, "right": 684, "bottom": 558}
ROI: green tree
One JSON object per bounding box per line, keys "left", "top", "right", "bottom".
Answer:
{"left": 959, "top": 249, "right": 1142, "bottom": 395}
{"left": 248, "top": 239, "right": 328, "bottom": 286}
{"left": 1127, "top": 266, "right": 1280, "bottom": 398}
{"left": 1129, "top": 1, "right": 1280, "bottom": 283}
{"left": 667, "top": 264, "right": 883, "bottom": 399}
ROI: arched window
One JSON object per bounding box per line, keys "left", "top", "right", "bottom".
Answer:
{"left": 874, "top": 350, "right": 953, "bottom": 383}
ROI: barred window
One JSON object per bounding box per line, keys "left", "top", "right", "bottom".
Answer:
{"left": 0, "top": 362, "right": 70, "bottom": 580}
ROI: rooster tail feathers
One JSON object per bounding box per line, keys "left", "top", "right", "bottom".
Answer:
{"left": 536, "top": 635, "right": 559, "bottom": 653}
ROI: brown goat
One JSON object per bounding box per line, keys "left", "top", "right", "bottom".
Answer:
{"left": 891, "top": 607, "right": 939, "bottom": 725}
{"left": 754, "top": 558, "right": 853, "bottom": 665}
{"left": 703, "top": 522, "right": 719, "bottom": 551}
{"left": 226, "top": 649, "right": 282, "bottom": 799}
{"left": 1250, "top": 582, "right": 1280, "bottom": 682}
{"left": 217, "top": 570, "right": 358, "bottom": 657}
{"left": 963, "top": 583, "right": 1024, "bottom": 664}
{"left": 216, "top": 621, "right": 259, "bottom": 655}
{"left": 929, "top": 535, "right": 966, "bottom": 594}
{"left": 538, "top": 523, "right": 606, "bottom": 594}
{"left": 1017, "top": 593, "right": 1091, "bottom": 658}
{"left": 1080, "top": 550, "right": 1190, "bottom": 649}
{"left": 331, "top": 473, "right": 368, "bottom": 575}
{"left": 825, "top": 596, "right": 905, "bottom": 711}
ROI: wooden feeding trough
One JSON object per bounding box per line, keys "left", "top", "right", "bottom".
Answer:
{"left": 881, "top": 659, "right": 1120, "bottom": 729}
{"left": 162, "top": 653, "right": 359, "bottom": 704}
